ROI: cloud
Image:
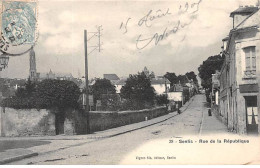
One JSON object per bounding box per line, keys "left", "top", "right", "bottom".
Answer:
{"left": 2, "top": 0, "right": 259, "bottom": 79}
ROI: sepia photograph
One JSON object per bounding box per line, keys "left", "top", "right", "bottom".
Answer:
{"left": 0, "top": 0, "right": 259, "bottom": 165}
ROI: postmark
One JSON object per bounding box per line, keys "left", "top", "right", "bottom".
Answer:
{"left": 0, "top": 0, "right": 38, "bottom": 55}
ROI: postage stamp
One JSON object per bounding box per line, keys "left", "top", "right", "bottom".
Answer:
{"left": 0, "top": 0, "right": 38, "bottom": 55}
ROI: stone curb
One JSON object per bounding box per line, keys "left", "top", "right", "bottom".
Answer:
{"left": 0, "top": 149, "right": 38, "bottom": 165}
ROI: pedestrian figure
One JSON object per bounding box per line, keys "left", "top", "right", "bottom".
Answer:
{"left": 176, "top": 103, "right": 181, "bottom": 114}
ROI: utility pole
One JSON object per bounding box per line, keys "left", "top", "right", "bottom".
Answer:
{"left": 257, "top": 37, "right": 260, "bottom": 135}
{"left": 98, "top": 26, "right": 101, "bottom": 52}
{"left": 84, "top": 30, "right": 90, "bottom": 134}
{"left": 84, "top": 26, "right": 102, "bottom": 134}
{"left": 164, "top": 77, "right": 168, "bottom": 110}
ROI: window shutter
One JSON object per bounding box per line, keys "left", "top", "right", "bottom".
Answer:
{"left": 251, "top": 47, "right": 256, "bottom": 71}
{"left": 245, "top": 48, "right": 251, "bottom": 71}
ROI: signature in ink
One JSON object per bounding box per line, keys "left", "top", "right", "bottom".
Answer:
{"left": 136, "top": 18, "right": 195, "bottom": 50}
{"left": 138, "top": 8, "right": 171, "bottom": 28}
{"left": 190, "top": 0, "right": 202, "bottom": 13}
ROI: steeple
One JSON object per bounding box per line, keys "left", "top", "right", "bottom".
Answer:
{"left": 29, "top": 47, "right": 37, "bottom": 80}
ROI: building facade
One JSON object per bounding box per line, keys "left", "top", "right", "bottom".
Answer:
{"left": 218, "top": 6, "right": 260, "bottom": 135}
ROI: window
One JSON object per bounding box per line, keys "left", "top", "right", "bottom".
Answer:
{"left": 243, "top": 46, "right": 256, "bottom": 76}
{"left": 245, "top": 96, "right": 258, "bottom": 134}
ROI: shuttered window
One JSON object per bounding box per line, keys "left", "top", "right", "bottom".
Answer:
{"left": 243, "top": 46, "right": 256, "bottom": 75}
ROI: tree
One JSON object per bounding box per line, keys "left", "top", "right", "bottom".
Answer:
{"left": 15, "top": 78, "right": 36, "bottom": 98}
{"left": 198, "top": 54, "right": 224, "bottom": 89}
{"left": 91, "top": 78, "right": 116, "bottom": 104}
{"left": 35, "top": 79, "right": 80, "bottom": 110}
{"left": 2, "top": 79, "right": 81, "bottom": 111}
{"left": 142, "top": 66, "right": 155, "bottom": 79}
{"left": 120, "top": 72, "right": 156, "bottom": 109}
{"left": 185, "top": 71, "right": 198, "bottom": 84}
{"left": 177, "top": 75, "right": 189, "bottom": 85}
{"left": 155, "top": 94, "right": 169, "bottom": 106}
{"left": 164, "top": 72, "right": 178, "bottom": 86}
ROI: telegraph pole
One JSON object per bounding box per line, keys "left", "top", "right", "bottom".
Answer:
{"left": 98, "top": 26, "right": 101, "bottom": 52}
{"left": 84, "top": 26, "right": 102, "bottom": 134}
{"left": 84, "top": 30, "right": 90, "bottom": 134}
{"left": 257, "top": 37, "right": 260, "bottom": 135}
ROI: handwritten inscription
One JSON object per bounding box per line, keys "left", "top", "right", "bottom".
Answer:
{"left": 138, "top": 8, "right": 171, "bottom": 28}
{"left": 119, "top": 0, "right": 202, "bottom": 50}
{"left": 119, "top": 17, "right": 131, "bottom": 34}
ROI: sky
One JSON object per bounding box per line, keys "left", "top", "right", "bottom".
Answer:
{"left": 1, "top": 0, "right": 259, "bottom": 79}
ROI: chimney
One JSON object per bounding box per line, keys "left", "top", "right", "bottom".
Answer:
{"left": 222, "top": 36, "right": 229, "bottom": 51}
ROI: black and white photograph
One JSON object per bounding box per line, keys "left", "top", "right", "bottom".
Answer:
{"left": 0, "top": 0, "right": 260, "bottom": 165}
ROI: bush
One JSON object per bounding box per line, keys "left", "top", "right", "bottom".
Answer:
{"left": 155, "top": 94, "right": 169, "bottom": 106}
{"left": 100, "top": 94, "right": 121, "bottom": 111}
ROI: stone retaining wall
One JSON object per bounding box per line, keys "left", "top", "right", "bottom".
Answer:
{"left": 0, "top": 106, "right": 167, "bottom": 136}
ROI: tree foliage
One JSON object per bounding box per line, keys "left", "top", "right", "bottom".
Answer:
{"left": 185, "top": 71, "right": 198, "bottom": 84}
{"left": 120, "top": 72, "right": 156, "bottom": 109}
{"left": 155, "top": 94, "right": 169, "bottom": 106}
{"left": 15, "top": 78, "right": 36, "bottom": 98}
{"left": 2, "top": 79, "right": 81, "bottom": 111}
{"left": 36, "top": 79, "right": 80, "bottom": 109}
{"left": 91, "top": 78, "right": 116, "bottom": 103}
{"left": 164, "top": 71, "right": 198, "bottom": 86}
{"left": 164, "top": 72, "right": 178, "bottom": 86}
{"left": 198, "top": 55, "right": 224, "bottom": 89}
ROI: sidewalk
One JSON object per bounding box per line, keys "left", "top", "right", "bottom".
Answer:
{"left": 199, "top": 107, "right": 229, "bottom": 135}
{"left": 0, "top": 97, "right": 194, "bottom": 164}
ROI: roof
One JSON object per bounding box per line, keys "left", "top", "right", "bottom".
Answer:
{"left": 222, "top": 36, "right": 229, "bottom": 41}
{"left": 230, "top": 6, "right": 258, "bottom": 17}
{"left": 234, "top": 8, "right": 260, "bottom": 30}
{"left": 103, "top": 74, "right": 120, "bottom": 81}
{"left": 115, "top": 78, "right": 127, "bottom": 85}
{"left": 39, "top": 72, "right": 74, "bottom": 79}
{"left": 151, "top": 78, "right": 171, "bottom": 85}
{"left": 115, "top": 77, "right": 171, "bottom": 86}
{"left": 55, "top": 73, "right": 73, "bottom": 78}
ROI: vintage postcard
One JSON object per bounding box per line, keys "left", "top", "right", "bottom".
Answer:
{"left": 0, "top": 0, "right": 260, "bottom": 165}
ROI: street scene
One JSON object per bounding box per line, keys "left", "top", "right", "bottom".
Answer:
{"left": 0, "top": 94, "right": 252, "bottom": 165}
{"left": 0, "top": 0, "right": 260, "bottom": 165}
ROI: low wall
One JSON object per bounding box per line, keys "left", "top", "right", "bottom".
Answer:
{"left": 0, "top": 106, "right": 168, "bottom": 136}
{"left": 0, "top": 108, "right": 56, "bottom": 137}
{"left": 88, "top": 106, "right": 167, "bottom": 133}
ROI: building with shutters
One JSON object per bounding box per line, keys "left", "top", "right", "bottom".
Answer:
{"left": 218, "top": 5, "right": 260, "bottom": 135}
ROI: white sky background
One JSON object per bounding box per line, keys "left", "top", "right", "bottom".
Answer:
{"left": 1, "top": 0, "right": 259, "bottom": 79}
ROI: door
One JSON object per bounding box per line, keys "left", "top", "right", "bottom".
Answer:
{"left": 55, "top": 113, "right": 65, "bottom": 135}
{"left": 245, "top": 96, "right": 258, "bottom": 135}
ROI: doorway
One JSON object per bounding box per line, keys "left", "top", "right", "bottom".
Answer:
{"left": 245, "top": 96, "right": 258, "bottom": 135}
{"left": 55, "top": 113, "right": 65, "bottom": 135}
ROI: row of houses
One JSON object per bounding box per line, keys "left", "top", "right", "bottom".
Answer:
{"left": 102, "top": 67, "right": 197, "bottom": 110}
{"left": 212, "top": 5, "right": 260, "bottom": 135}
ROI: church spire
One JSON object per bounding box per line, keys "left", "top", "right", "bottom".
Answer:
{"left": 29, "top": 47, "right": 37, "bottom": 80}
